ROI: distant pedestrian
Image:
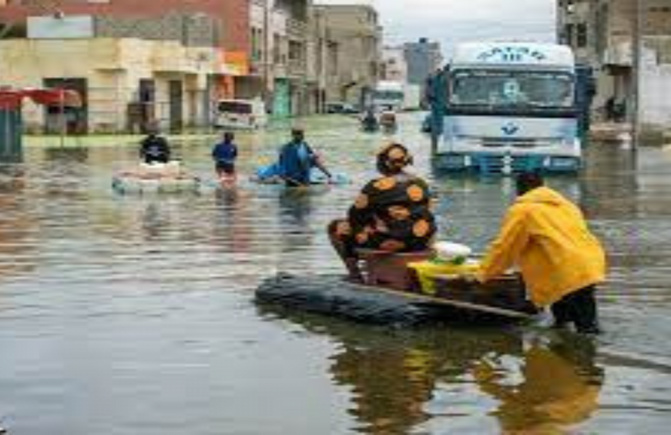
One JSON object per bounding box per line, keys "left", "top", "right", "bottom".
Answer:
{"left": 140, "top": 128, "right": 171, "bottom": 164}
{"left": 212, "top": 131, "right": 238, "bottom": 178}
{"left": 605, "top": 96, "right": 616, "bottom": 121}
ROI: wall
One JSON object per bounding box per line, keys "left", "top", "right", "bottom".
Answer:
{"left": 315, "top": 4, "right": 381, "bottom": 105}
{"left": 0, "top": 0, "right": 250, "bottom": 52}
{"left": 0, "top": 38, "right": 215, "bottom": 132}
{"left": 404, "top": 39, "right": 442, "bottom": 86}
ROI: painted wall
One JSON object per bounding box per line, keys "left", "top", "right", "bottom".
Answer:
{"left": 0, "top": 38, "right": 216, "bottom": 132}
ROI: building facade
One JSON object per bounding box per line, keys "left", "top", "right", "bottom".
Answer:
{"left": 313, "top": 4, "right": 382, "bottom": 107}
{"left": 247, "top": 0, "right": 311, "bottom": 118}
{"left": 0, "top": 0, "right": 251, "bottom": 132}
{"left": 0, "top": 0, "right": 384, "bottom": 129}
{"left": 403, "top": 38, "right": 442, "bottom": 92}
{"left": 557, "top": 0, "right": 671, "bottom": 127}
{"left": 381, "top": 45, "right": 408, "bottom": 83}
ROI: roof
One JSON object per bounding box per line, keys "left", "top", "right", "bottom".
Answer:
{"left": 451, "top": 42, "right": 575, "bottom": 69}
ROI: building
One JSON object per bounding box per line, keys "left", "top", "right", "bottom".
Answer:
{"left": 557, "top": 0, "right": 671, "bottom": 128}
{"left": 0, "top": 22, "right": 223, "bottom": 133}
{"left": 403, "top": 38, "right": 442, "bottom": 91}
{"left": 313, "top": 3, "right": 382, "bottom": 107}
{"left": 0, "top": 0, "right": 251, "bottom": 132}
{"left": 248, "top": 0, "right": 311, "bottom": 118}
{"left": 381, "top": 45, "right": 408, "bottom": 83}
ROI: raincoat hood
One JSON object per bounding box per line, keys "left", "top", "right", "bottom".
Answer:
{"left": 517, "top": 186, "right": 565, "bottom": 206}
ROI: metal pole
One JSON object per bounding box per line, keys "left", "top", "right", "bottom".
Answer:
{"left": 631, "top": 0, "right": 643, "bottom": 149}
{"left": 263, "top": 0, "right": 271, "bottom": 107}
{"left": 60, "top": 88, "right": 65, "bottom": 148}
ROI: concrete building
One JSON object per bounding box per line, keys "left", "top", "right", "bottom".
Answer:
{"left": 0, "top": 0, "right": 252, "bottom": 132}
{"left": 403, "top": 38, "right": 442, "bottom": 89}
{"left": 313, "top": 3, "right": 382, "bottom": 107}
{"left": 381, "top": 45, "right": 408, "bottom": 83}
{"left": 0, "top": 13, "right": 232, "bottom": 133}
{"left": 557, "top": 0, "right": 671, "bottom": 128}
{"left": 248, "top": 0, "right": 311, "bottom": 118}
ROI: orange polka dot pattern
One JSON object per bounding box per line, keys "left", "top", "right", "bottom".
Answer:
{"left": 334, "top": 174, "right": 437, "bottom": 255}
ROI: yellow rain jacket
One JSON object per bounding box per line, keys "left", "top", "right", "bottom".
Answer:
{"left": 480, "top": 186, "right": 606, "bottom": 307}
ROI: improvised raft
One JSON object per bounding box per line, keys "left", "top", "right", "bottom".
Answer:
{"left": 256, "top": 249, "right": 539, "bottom": 326}
{"left": 112, "top": 161, "right": 201, "bottom": 194}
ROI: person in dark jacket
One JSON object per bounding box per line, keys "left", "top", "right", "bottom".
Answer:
{"left": 278, "top": 128, "right": 331, "bottom": 186}
{"left": 212, "top": 131, "right": 238, "bottom": 177}
{"left": 140, "top": 130, "right": 171, "bottom": 164}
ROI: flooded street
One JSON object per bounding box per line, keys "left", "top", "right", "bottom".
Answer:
{"left": 1, "top": 113, "right": 670, "bottom": 434}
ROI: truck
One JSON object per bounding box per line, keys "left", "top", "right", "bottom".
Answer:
{"left": 372, "top": 81, "right": 404, "bottom": 111}
{"left": 430, "top": 42, "right": 585, "bottom": 174}
{"left": 372, "top": 81, "right": 422, "bottom": 111}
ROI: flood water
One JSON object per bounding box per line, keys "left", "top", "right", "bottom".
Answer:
{"left": 1, "top": 114, "right": 670, "bottom": 434}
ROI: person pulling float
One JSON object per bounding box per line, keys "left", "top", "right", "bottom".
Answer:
{"left": 478, "top": 172, "right": 607, "bottom": 334}
{"left": 277, "top": 128, "right": 332, "bottom": 186}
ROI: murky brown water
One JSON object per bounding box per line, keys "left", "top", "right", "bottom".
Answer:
{"left": 1, "top": 114, "right": 670, "bottom": 434}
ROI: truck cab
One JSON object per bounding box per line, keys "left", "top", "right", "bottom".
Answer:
{"left": 434, "top": 42, "right": 583, "bottom": 174}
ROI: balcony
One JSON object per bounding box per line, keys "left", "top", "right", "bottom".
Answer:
{"left": 287, "top": 58, "right": 306, "bottom": 79}
{"left": 287, "top": 18, "right": 307, "bottom": 40}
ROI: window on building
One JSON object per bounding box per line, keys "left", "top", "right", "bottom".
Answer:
{"left": 565, "top": 23, "right": 574, "bottom": 45}
{"left": 273, "top": 33, "right": 282, "bottom": 64}
{"left": 577, "top": 23, "right": 588, "bottom": 48}
{"left": 327, "top": 41, "right": 338, "bottom": 75}
{"left": 251, "top": 27, "right": 264, "bottom": 62}
{"left": 289, "top": 40, "right": 303, "bottom": 63}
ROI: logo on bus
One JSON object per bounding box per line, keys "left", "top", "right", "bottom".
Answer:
{"left": 477, "top": 46, "right": 547, "bottom": 63}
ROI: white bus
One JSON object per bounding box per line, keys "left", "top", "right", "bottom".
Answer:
{"left": 436, "top": 42, "right": 582, "bottom": 174}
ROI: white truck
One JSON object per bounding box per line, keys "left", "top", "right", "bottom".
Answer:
{"left": 435, "top": 42, "right": 582, "bottom": 174}
{"left": 372, "top": 81, "right": 421, "bottom": 111}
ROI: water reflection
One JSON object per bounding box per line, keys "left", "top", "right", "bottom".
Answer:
{"left": 259, "top": 305, "right": 604, "bottom": 435}
{"left": 214, "top": 187, "right": 254, "bottom": 254}
{"left": 472, "top": 333, "right": 603, "bottom": 434}
{"left": 0, "top": 165, "right": 35, "bottom": 283}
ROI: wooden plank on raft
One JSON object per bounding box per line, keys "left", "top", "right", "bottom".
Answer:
{"left": 350, "top": 282, "right": 534, "bottom": 320}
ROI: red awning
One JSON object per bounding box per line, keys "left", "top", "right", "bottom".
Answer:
{"left": 0, "top": 88, "right": 83, "bottom": 110}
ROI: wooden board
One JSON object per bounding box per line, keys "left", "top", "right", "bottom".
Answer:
{"left": 351, "top": 281, "right": 534, "bottom": 320}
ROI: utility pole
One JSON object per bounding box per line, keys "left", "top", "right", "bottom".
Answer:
{"left": 263, "top": 0, "right": 271, "bottom": 109}
{"left": 631, "top": 0, "right": 644, "bottom": 149}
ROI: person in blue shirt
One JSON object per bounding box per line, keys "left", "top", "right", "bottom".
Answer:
{"left": 212, "top": 131, "right": 238, "bottom": 178}
{"left": 278, "top": 128, "right": 331, "bottom": 186}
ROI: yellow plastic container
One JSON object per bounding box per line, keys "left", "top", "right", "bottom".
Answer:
{"left": 408, "top": 260, "right": 481, "bottom": 295}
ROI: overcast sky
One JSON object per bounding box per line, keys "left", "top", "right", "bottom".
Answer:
{"left": 315, "top": 0, "right": 557, "bottom": 55}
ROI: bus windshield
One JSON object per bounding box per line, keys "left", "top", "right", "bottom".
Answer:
{"left": 450, "top": 70, "right": 574, "bottom": 110}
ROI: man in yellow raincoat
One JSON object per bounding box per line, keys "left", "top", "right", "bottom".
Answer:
{"left": 480, "top": 172, "right": 606, "bottom": 334}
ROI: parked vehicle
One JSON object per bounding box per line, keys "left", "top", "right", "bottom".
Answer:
{"left": 432, "top": 42, "right": 585, "bottom": 174}
{"left": 214, "top": 99, "right": 267, "bottom": 130}
{"left": 325, "top": 102, "right": 359, "bottom": 114}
